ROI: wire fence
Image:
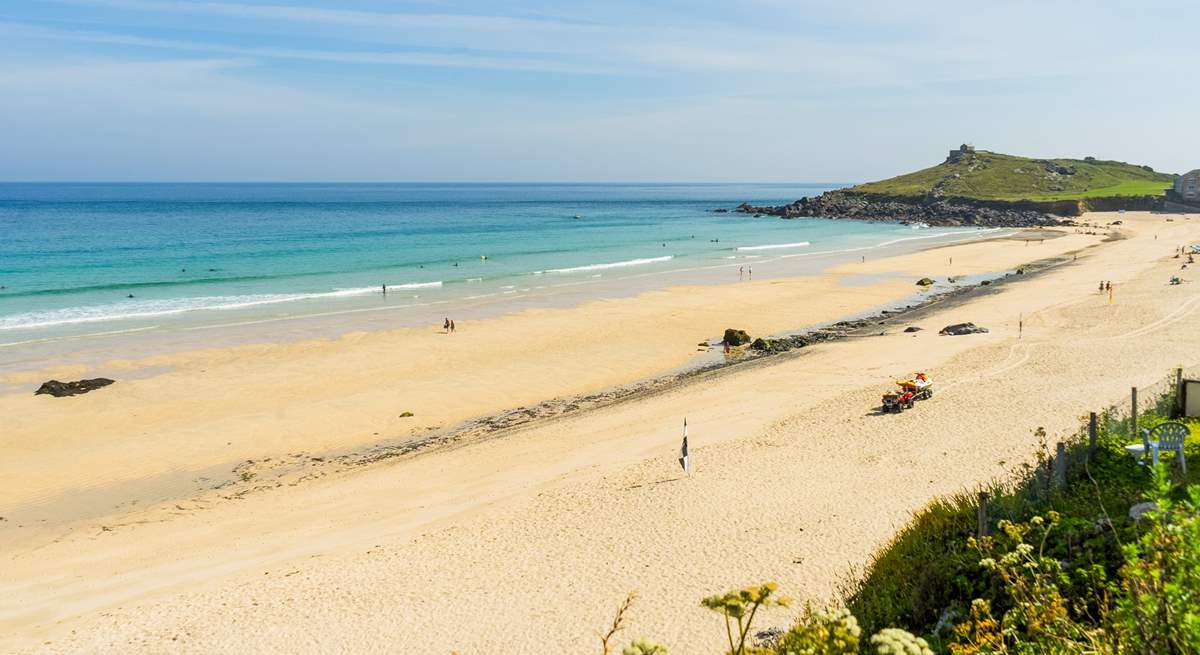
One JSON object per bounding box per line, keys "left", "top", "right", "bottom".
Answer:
{"left": 975, "top": 365, "right": 1199, "bottom": 535}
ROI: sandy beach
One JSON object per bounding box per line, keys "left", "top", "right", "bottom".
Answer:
{"left": 4, "top": 211, "right": 1200, "bottom": 653}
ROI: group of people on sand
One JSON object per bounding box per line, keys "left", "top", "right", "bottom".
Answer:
{"left": 1174, "top": 246, "right": 1196, "bottom": 269}
{"left": 443, "top": 318, "right": 456, "bottom": 333}
{"left": 1099, "top": 280, "right": 1112, "bottom": 293}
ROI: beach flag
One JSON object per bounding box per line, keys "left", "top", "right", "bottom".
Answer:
{"left": 678, "top": 418, "right": 690, "bottom": 475}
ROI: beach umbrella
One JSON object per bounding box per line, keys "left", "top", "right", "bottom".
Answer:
{"left": 678, "top": 418, "right": 689, "bottom": 475}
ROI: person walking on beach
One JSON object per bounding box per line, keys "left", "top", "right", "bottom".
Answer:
{"left": 748, "top": 265, "right": 752, "bottom": 280}
{"left": 444, "top": 318, "right": 450, "bottom": 333}
{"left": 1099, "top": 280, "right": 1104, "bottom": 293}
{"left": 450, "top": 319, "right": 456, "bottom": 333}
{"left": 739, "top": 266, "right": 744, "bottom": 279}
{"left": 382, "top": 284, "right": 387, "bottom": 296}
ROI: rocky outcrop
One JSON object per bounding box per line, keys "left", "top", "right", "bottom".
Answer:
{"left": 939, "top": 323, "right": 989, "bottom": 336}
{"left": 734, "top": 189, "right": 1167, "bottom": 227}
{"left": 749, "top": 329, "right": 844, "bottom": 354}
{"left": 916, "top": 277, "right": 935, "bottom": 287}
{"left": 35, "top": 378, "right": 114, "bottom": 397}
{"left": 723, "top": 328, "right": 751, "bottom": 346}
{"left": 736, "top": 191, "right": 1068, "bottom": 227}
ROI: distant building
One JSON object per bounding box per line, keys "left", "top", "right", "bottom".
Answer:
{"left": 946, "top": 143, "right": 976, "bottom": 163}
{"left": 1175, "top": 170, "right": 1200, "bottom": 201}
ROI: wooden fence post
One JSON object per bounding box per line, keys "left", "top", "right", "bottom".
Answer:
{"left": 1131, "top": 386, "right": 1138, "bottom": 442}
{"left": 1088, "top": 412, "right": 1098, "bottom": 457}
{"left": 977, "top": 492, "right": 989, "bottom": 539}
{"left": 1177, "top": 368, "right": 1185, "bottom": 417}
{"left": 1054, "top": 442, "right": 1066, "bottom": 489}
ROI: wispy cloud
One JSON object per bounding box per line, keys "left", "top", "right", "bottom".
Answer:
{"left": 0, "top": 21, "right": 618, "bottom": 74}
{"left": 51, "top": 0, "right": 600, "bottom": 33}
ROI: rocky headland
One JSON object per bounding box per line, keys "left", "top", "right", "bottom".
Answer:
{"left": 734, "top": 190, "right": 1071, "bottom": 228}
{"left": 730, "top": 147, "right": 1171, "bottom": 227}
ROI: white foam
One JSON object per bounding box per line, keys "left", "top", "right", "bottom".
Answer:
{"left": 542, "top": 255, "right": 672, "bottom": 274}
{"left": 386, "top": 281, "right": 442, "bottom": 290}
{"left": 0, "top": 284, "right": 442, "bottom": 332}
{"left": 736, "top": 241, "right": 810, "bottom": 251}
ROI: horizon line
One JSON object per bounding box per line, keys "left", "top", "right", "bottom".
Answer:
{"left": 0, "top": 180, "right": 855, "bottom": 186}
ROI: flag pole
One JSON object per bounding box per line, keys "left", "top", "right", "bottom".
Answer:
{"left": 679, "top": 417, "right": 690, "bottom": 477}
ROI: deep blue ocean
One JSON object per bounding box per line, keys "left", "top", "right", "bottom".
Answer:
{"left": 0, "top": 183, "right": 988, "bottom": 348}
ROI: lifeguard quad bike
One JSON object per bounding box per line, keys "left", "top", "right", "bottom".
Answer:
{"left": 881, "top": 373, "right": 933, "bottom": 413}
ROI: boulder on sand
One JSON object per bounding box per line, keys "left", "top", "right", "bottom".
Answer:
{"left": 939, "top": 323, "right": 989, "bottom": 336}
{"left": 903, "top": 326, "right": 923, "bottom": 333}
{"left": 723, "top": 328, "right": 752, "bottom": 346}
{"left": 916, "top": 277, "right": 935, "bottom": 287}
{"left": 35, "top": 378, "right": 115, "bottom": 397}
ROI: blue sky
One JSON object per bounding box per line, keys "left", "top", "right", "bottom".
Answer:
{"left": 1, "top": 1, "right": 1197, "bottom": 182}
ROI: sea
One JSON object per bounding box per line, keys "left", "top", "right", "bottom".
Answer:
{"left": 0, "top": 183, "right": 1005, "bottom": 371}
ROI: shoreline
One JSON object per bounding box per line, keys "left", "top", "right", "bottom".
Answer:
{"left": 0, "top": 223, "right": 1015, "bottom": 381}
{"left": 286, "top": 232, "right": 1091, "bottom": 471}
{"left": 3, "top": 212, "right": 1200, "bottom": 653}
{"left": 0, "top": 228, "right": 1089, "bottom": 536}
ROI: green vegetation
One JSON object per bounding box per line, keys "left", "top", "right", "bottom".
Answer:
{"left": 851, "top": 151, "right": 1174, "bottom": 202}
{"left": 594, "top": 375, "right": 1200, "bottom": 654}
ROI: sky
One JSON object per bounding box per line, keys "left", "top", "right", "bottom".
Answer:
{"left": 1, "top": 0, "right": 1197, "bottom": 182}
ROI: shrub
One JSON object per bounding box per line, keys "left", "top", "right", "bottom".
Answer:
{"left": 1111, "top": 469, "right": 1200, "bottom": 653}
{"left": 775, "top": 606, "right": 860, "bottom": 654}
{"left": 870, "top": 628, "right": 933, "bottom": 655}
{"left": 701, "top": 582, "right": 791, "bottom": 655}
{"left": 947, "top": 513, "right": 1108, "bottom": 653}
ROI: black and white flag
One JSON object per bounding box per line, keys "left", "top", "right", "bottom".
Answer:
{"left": 678, "top": 418, "right": 689, "bottom": 475}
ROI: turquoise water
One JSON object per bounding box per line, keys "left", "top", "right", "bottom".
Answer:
{"left": 0, "top": 183, "right": 993, "bottom": 352}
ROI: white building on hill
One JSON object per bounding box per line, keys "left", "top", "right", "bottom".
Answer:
{"left": 1176, "top": 170, "right": 1200, "bottom": 201}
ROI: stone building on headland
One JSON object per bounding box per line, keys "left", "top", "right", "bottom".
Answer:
{"left": 1175, "top": 170, "right": 1200, "bottom": 202}
{"left": 946, "top": 143, "right": 976, "bottom": 163}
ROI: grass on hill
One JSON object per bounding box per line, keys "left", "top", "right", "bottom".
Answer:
{"left": 851, "top": 150, "right": 1174, "bottom": 202}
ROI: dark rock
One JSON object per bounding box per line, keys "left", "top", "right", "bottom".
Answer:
{"left": 734, "top": 190, "right": 1070, "bottom": 228}
{"left": 750, "top": 334, "right": 814, "bottom": 353}
{"left": 916, "top": 277, "right": 935, "bottom": 286}
{"left": 711, "top": 208, "right": 729, "bottom": 213}
{"left": 1129, "top": 501, "right": 1157, "bottom": 521}
{"left": 723, "top": 328, "right": 751, "bottom": 346}
{"left": 1041, "top": 161, "right": 1075, "bottom": 176}
{"left": 903, "top": 326, "right": 923, "bottom": 333}
{"left": 753, "top": 627, "right": 784, "bottom": 650}
{"left": 35, "top": 378, "right": 115, "bottom": 397}
{"left": 980, "top": 279, "right": 992, "bottom": 285}
{"left": 939, "top": 322, "right": 989, "bottom": 336}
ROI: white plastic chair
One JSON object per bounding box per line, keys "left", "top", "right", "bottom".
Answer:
{"left": 1125, "top": 421, "right": 1189, "bottom": 473}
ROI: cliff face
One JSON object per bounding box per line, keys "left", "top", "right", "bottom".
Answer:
{"left": 736, "top": 191, "right": 1164, "bottom": 228}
